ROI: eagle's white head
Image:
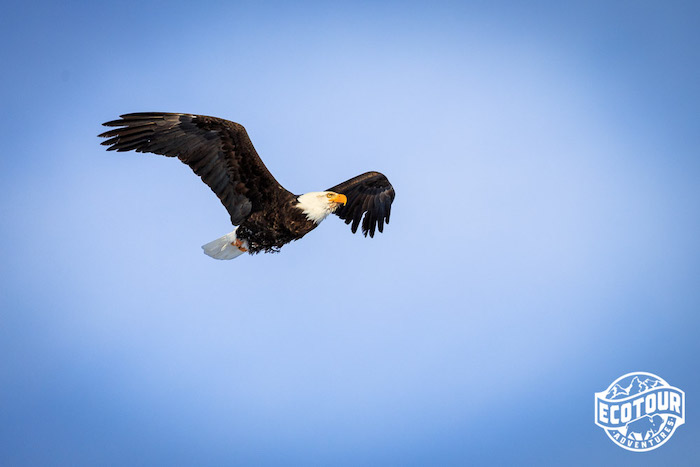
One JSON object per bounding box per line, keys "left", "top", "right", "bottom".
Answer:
{"left": 296, "top": 191, "right": 348, "bottom": 224}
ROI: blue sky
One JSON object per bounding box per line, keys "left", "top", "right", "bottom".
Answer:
{"left": 1, "top": 1, "right": 699, "bottom": 465}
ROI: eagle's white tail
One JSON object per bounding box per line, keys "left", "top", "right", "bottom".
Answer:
{"left": 201, "top": 228, "right": 249, "bottom": 260}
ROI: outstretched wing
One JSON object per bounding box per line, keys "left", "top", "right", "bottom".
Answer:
{"left": 327, "top": 171, "right": 395, "bottom": 237}
{"left": 99, "top": 112, "right": 290, "bottom": 225}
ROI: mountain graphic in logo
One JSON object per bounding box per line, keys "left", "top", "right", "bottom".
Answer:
{"left": 606, "top": 376, "right": 662, "bottom": 400}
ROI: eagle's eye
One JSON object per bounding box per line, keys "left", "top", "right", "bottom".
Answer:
{"left": 326, "top": 193, "right": 334, "bottom": 198}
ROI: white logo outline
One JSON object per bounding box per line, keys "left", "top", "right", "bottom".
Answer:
{"left": 594, "top": 371, "right": 685, "bottom": 452}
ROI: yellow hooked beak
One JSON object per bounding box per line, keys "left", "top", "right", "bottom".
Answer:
{"left": 331, "top": 193, "right": 347, "bottom": 205}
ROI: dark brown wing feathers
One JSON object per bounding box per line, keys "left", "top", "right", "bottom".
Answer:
{"left": 327, "top": 171, "right": 395, "bottom": 237}
{"left": 99, "top": 112, "right": 289, "bottom": 225}
{"left": 100, "top": 113, "right": 395, "bottom": 239}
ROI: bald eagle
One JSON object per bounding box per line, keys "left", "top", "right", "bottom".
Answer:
{"left": 99, "top": 113, "right": 395, "bottom": 260}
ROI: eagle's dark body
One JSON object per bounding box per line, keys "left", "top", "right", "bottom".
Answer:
{"left": 99, "top": 112, "right": 395, "bottom": 256}
{"left": 236, "top": 197, "right": 317, "bottom": 253}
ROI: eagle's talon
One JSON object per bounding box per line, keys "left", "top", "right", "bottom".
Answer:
{"left": 231, "top": 239, "right": 248, "bottom": 252}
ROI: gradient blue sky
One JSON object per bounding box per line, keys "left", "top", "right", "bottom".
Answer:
{"left": 1, "top": 1, "right": 699, "bottom": 465}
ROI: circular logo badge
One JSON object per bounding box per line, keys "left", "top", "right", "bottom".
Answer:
{"left": 594, "top": 372, "right": 685, "bottom": 452}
